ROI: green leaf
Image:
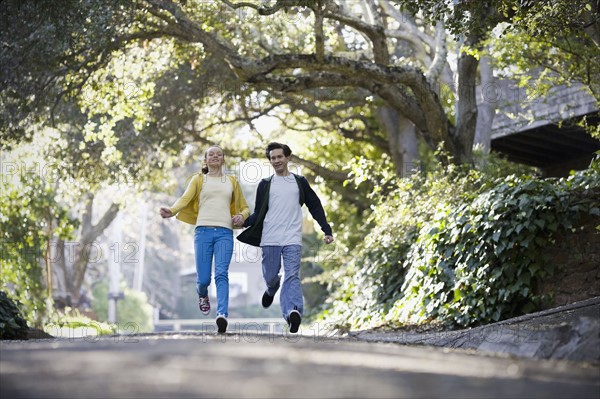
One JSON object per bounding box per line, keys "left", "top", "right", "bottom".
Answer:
{"left": 453, "top": 289, "right": 463, "bottom": 301}
{"left": 534, "top": 219, "right": 546, "bottom": 229}
{"left": 529, "top": 263, "right": 540, "bottom": 275}
{"left": 494, "top": 242, "right": 506, "bottom": 257}
{"left": 518, "top": 272, "right": 531, "bottom": 285}
{"left": 492, "top": 230, "right": 501, "bottom": 242}
{"left": 492, "top": 308, "right": 502, "bottom": 321}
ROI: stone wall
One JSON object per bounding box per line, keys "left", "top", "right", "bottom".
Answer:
{"left": 535, "top": 216, "right": 600, "bottom": 309}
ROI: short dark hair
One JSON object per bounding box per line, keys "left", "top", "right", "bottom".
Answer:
{"left": 265, "top": 142, "right": 292, "bottom": 160}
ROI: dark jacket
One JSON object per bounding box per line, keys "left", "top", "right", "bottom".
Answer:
{"left": 236, "top": 173, "right": 332, "bottom": 247}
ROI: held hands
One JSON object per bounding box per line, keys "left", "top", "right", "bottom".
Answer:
{"left": 232, "top": 214, "right": 245, "bottom": 227}
{"left": 159, "top": 207, "right": 174, "bottom": 219}
{"left": 324, "top": 235, "right": 334, "bottom": 244}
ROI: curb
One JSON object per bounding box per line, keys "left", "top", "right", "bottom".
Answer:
{"left": 349, "top": 297, "right": 600, "bottom": 363}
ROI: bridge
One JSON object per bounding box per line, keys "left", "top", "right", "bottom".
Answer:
{"left": 488, "top": 80, "right": 599, "bottom": 176}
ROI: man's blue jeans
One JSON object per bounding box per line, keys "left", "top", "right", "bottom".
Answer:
{"left": 194, "top": 226, "right": 233, "bottom": 317}
{"left": 261, "top": 245, "right": 303, "bottom": 319}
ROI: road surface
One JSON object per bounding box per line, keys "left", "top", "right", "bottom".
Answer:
{"left": 1, "top": 331, "right": 598, "bottom": 398}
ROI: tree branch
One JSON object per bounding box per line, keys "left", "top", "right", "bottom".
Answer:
{"left": 425, "top": 21, "right": 447, "bottom": 85}
{"left": 323, "top": 2, "right": 389, "bottom": 63}
{"left": 314, "top": 0, "right": 325, "bottom": 62}
{"left": 142, "top": 1, "right": 451, "bottom": 154}
{"left": 290, "top": 154, "right": 349, "bottom": 182}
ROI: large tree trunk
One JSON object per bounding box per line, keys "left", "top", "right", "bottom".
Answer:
{"left": 52, "top": 238, "right": 69, "bottom": 306}
{"left": 474, "top": 55, "right": 495, "bottom": 152}
{"left": 69, "top": 192, "right": 120, "bottom": 305}
{"left": 378, "top": 107, "right": 419, "bottom": 177}
{"left": 454, "top": 35, "right": 480, "bottom": 163}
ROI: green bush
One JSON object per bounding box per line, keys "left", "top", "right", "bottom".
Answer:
{"left": 0, "top": 291, "right": 29, "bottom": 340}
{"left": 92, "top": 280, "right": 154, "bottom": 333}
{"left": 44, "top": 307, "right": 114, "bottom": 337}
{"left": 1, "top": 175, "right": 76, "bottom": 327}
{"left": 320, "top": 155, "right": 600, "bottom": 330}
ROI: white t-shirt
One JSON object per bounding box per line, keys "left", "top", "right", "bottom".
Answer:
{"left": 196, "top": 175, "right": 233, "bottom": 229}
{"left": 261, "top": 174, "right": 303, "bottom": 246}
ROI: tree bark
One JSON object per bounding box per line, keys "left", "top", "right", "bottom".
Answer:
{"left": 53, "top": 238, "right": 68, "bottom": 301}
{"left": 378, "top": 107, "right": 419, "bottom": 177}
{"left": 69, "top": 192, "right": 120, "bottom": 305}
{"left": 474, "top": 54, "right": 495, "bottom": 153}
{"left": 454, "top": 36, "right": 480, "bottom": 163}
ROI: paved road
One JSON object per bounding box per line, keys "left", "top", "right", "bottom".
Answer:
{"left": 1, "top": 332, "right": 598, "bottom": 398}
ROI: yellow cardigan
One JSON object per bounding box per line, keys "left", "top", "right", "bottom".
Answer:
{"left": 169, "top": 173, "right": 250, "bottom": 226}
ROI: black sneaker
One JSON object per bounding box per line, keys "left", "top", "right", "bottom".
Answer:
{"left": 261, "top": 291, "right": 274, "bottom": 308}
{"left": 288, "top": 310, "right": 301, "bottom": 333}
{"left": 216, "top": 314, "right": 228, "bottom": 334}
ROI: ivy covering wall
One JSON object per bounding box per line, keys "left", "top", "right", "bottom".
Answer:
{"left": 320, "top": 156, "right": 600, "bottom": 331}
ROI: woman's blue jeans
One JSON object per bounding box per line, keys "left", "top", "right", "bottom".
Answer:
{"left": 194, "top": 226, "right": 233, "bottom": 317}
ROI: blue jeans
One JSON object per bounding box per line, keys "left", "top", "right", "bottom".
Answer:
{"left": 261, "top": 245, "right": 303, "bottom": 319}
{"left": 194, "top": 226, "right": 233, "bottom": 317}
